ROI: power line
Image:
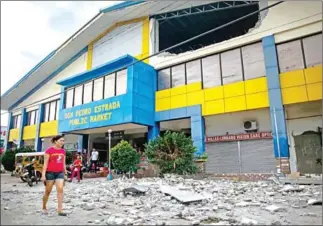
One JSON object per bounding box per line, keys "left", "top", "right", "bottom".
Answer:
{"left": 1, "top": 1, "right": 284, "bottom": 116}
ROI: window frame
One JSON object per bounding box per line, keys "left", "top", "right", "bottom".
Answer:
{"left": 43, "top": 99, "right": 60, "bottom": 122}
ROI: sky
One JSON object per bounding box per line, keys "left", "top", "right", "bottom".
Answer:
{"left": 0, "top": 1, "right": 121, "bottom": 126}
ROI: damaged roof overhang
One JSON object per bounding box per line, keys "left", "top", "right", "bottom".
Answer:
{"left": 1, "top": 0, "right": 220, "bottom": 111}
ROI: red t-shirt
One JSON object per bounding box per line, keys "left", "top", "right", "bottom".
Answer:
{"left": 73, "top": 159, "right": 82, "bottom": 170}
{"left": 45, "top": 147, "right": 66, "bottom": 173}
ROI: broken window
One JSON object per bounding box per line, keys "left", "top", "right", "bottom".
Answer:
{"left": 303, "top": 34, "right": 322, "bottom": 68}
{"left": 202, "top": 54, "right": 221, "bottom": 88}
{"left": 155, "top": 1, "right": 260, "bottom": 54}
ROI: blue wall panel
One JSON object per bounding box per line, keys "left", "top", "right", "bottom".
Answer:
{"left": 262, "top": 35, "right": 289, "bottom": 158}
{"left": 155, "top": 105, "right": 205, "bottom": 156}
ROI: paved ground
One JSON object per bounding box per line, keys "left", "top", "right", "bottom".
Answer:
{"left": 1, "top": 173, "right": 322, "bottom": 225}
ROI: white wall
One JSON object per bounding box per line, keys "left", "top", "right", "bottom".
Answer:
{"left": 41, "top": 134, "right": 78, "bottom": 152}
{"left": 205, "top": 108, "right": 272, "bottom": 136}
{"left": 14, "top": 52, "right": 88, "bottom": 111}
{"left": 150, "top": 1, "right": 322, "bottom": 69}
{"left": 285, "top": 101, "right": 322, "bottom": 173}
{"left": 92, "top": 22, "right": 143, "bottom": 68}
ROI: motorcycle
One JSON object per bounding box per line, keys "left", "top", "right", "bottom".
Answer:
{"left": 22, "top": 163, "right": 39, "bottom": 187}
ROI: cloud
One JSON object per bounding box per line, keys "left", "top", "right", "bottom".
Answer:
{"left": 0, "top": 1, "right": 120, "bottom": 126}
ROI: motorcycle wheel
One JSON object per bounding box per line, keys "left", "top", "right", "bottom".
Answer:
{"left": 27, "top": 178, "right": 33, "bottom": 187}
{"left": 20, "top": 176, "right": 27, "bottom": 182}
{"left": 36, "top": 172, "right": 42, "bottom": 182}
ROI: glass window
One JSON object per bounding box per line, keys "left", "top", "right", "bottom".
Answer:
{"left": 277, "top": 40, "right": 304, "bottom": 73}
{"left": 221, "top": 48, "right": 243, "bottom": 84}
{"left": 202, "top": 54, "right": 221, "bottom": 88}
{"left": 12, "top": 115, "right": 21, "bottom": 128}
{"left": 186, "top": 60, "right": 202, "bottom": 84}
{"left": 171, "top": 64, "right": 185, "bottom": 87}
{"left": 83, "top": 81, "right": 93, "bottom": 104}
{"left": 93, "top": 78, "right": 104, "bottom": 101}
{"left": 49, "top": 101, "right": 56, "bottom": 121}
{"left": 56, "top": 100, "right": 60, "bottom": 120}
{"left": 241, "top": 42, "right": 266, "bottom": 80}
{"left": 65, "top": 88, "right": 74, "bottom": 109}
{"left": 116, "top": 69, "right": 127, "bottom": 96}
{"left": 28, "top": 110, "right": 36, "bottom": 125}
{"left": 74, "top": 85, "right": 83, "bottom": 106}
{"left": 158, "top": 68, "right": 171, "bottom": 90}
{"left": 104, "top": 73, "right": 115, "bottom": 98}
{"left": 303, "top": 34, "right": 322, "bottom": 68}
{"left": 44, "top": 103, "right": 50, "bottom": 122}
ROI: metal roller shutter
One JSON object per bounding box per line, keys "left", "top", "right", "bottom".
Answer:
{"left": 240, "top": 139, "right": 276, "bottom": 173}
{"left": 205, "top": 142, "right": 240, "bottom": 174}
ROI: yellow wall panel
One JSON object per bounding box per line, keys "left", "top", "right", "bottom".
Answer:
{"left": 281, "top": 86, "right": 308, "bottom": 105}
{"left": 203, "top": 99, "right": 225, "bottom": 116}
{"left": 156, "top": 89, "right": 171, "bottom": 99}
{"left": 186, "top": 82, "right": 202, "bottom": 93}
{"left": 307, "top": 82, "right": 322, "bottom": 101}
{"left": 246, "top": 92, "right": 269, "bottom": 110}
{"left": 23, "top": 125, "right": 36, "bottom": 140}
{"left": 224, "top": 96, "right": 246, "bottom": 112}
{"left": 204, "top": 86, "right": 224, "bottom": 101}
{"left": 223, "top": 81, "right": 245, "bottom": 98}
{"left": 170, "top": 85, "right": 186, "bottom": 96}
{"left": 9, "top": 129, "right": 19, "bottom": 142}
{"left": 171, "top": 94, "right": 187, "bottom": 109}
{"left": 39, "top": 121, "right": 58, "bottom": 138}
{"left": 304, "top": 65, "right": 322, "bottom": 84}
{"left": 245, "top": 77, "right": 268, "bottom": 94}
{"left": 187, "top": 90, "right": 204, "bottom": 106}
{"left": 280, "top": 70, "right": 305, "bottom": 88}
{"left": 156, "top": 97, "right": 171, "bottom": 112}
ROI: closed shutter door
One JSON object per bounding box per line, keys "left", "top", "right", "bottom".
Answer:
{"left": 205, "top": 142, "right": 240, "bottom": 174}
{"left": 240, "top": 139, "right": 276, "bottom": 173}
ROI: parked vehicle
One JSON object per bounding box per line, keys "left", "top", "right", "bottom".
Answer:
{"left": 22, "top": 160, "right": 39, "bottom": 187}
{"left": 15, "top": 152, "right": 44, "bottom": 182}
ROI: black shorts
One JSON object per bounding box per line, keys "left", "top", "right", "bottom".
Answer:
{"left": 46, "top": 172, "right": 65, "bottom": 181}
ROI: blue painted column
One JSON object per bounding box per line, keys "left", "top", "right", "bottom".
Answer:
{"left": 191, "top": 115, "right": 205, "bottom": 156}
{"left": 148, "top": 122, "right": 160, "bottom": 141}
{"left": 4, "top": 112, "right": 13, "bottom": 150}
{"left": 35, "top": 104, "right": 44, "bottom": 152}
{"left": 60, "top": 86, "right": 65, "bottom": 111}
{"left": 17, "top": 109, "right": 27, "bottom": 148}
{"left": 262, "top": 35, "right": 289, "bottom": 158}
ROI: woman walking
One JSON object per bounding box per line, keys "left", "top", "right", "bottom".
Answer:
{"left": 41, "top": 135, "right": 67, "bottom": 216}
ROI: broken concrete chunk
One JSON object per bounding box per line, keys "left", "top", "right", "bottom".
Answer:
{"left": 279, "top": 185, "right": 304, "bottom": 193}
{"left": 241, "top": 217, "right": 258, "bottom": 225}
{"left": 264, "top": 205, "right": 286, "bottom": 213}
{"left": 307, "top": 199, "right": 322, "bottom": 205}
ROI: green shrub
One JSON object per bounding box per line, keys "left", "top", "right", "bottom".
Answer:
{"left": 111, "top": 140, "right": 140, "bottom": 174}
{"left": 65, "top": 151, "right": 73, "bottom": 165}
{"left": 1, "top": 147, "right": 35, "bottom": 172}
{"left": 145, "top": 131, "right": 198, "bottom": 175}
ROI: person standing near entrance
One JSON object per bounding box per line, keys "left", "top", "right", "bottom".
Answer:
{"left": 41, "top": 135, "right": 67, "bottom": 216}
{"left": 90, "top": 148, "right": 99, "bottom": 173}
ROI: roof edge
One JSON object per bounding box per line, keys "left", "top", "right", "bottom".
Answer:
{"left": 57, "top": 54, "right": 136, "bottom": 87}
{"left": 100, "top": 1, "right": 146, "bottom": 13}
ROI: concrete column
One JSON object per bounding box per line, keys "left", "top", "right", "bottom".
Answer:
{"left": 148, "top": 122, "right": 160, "bottom": 142}
{"left": 35, "top": 104, "right": 44, "bottom": 152}
{"left": 4, "top": 112, "right": 13, "bottom": 150}
{"left": 262, "top": 35, "right": 289, "bottom": 171}
{"left": 17, "top": 109, "right": 27, "bottom": 148}
{"left": 77, "top": 134, "right": 89, "bottom": 152}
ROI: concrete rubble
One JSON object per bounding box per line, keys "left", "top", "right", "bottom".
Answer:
{"left": 1, "top": 174, "right": 322, "bottom": 225}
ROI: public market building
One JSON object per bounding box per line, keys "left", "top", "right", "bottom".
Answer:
{"left": 1, "top": 1, "right": 322, "bottom": 175}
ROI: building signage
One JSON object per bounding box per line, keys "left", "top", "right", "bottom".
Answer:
{"left": 63, "top": 101, "right": 121, "bottom": 126}
{"left": 206, "top": 132, "right": 272, "bottom": 143}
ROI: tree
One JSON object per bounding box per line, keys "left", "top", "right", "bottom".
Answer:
{"left": 145, "top": 131, "right": 198, "bottom": 175}
{"left": 0, "top": 147, "right": 35, "bottom": 172}
{"left": 111, "top": 140, "right": 140, "bottom": 174}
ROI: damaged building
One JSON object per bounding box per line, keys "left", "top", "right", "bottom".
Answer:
{"left": 1, "top": 1, "right": 322, "bottom": 176}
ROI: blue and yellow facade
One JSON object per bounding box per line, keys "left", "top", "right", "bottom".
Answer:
{"left": 3, "top": 1, "right": 322, "bottom": 174}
